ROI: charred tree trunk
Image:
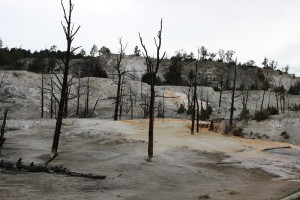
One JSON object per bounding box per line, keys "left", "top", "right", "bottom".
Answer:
{"left": 84, "top": 77, "right": 90, "bottom": 118}
{"left": 0, "top": 158, "right": 106, "bottom": 179}
{"left": 50, "top": 0, "right": 81, "bottom": 159}
{"left": 0, "top": 109, "right": 8, "bottom": 154}
{"left": 114, "top": 74, "right": 122, "bottom": 120}
{"left": 245, "top": 88, "right": 249, "bottom": 109}
{"left": 275, "top": 92, "right": 279, "bottom": 111}
{"left": 50, "top": 78, "right": 54, "bottom": 118}
{"left": 41, "top": 73, "right": 44, "bottom": 118}
{"left": 191, "top": 51, "right": 200, "bottom": 134}
{"left": 191, "top": 86, "right": 196, "bottom": 134}
{"left": 63, "top": 84, "right": 71, "bottom": 119}
{"left": 76, "top": 76, "right": 81, "bottom": 118}
{"left": 139, "top": 19, "right": 166, "bottom": 162}
{"left": 267, "top": 91, "right": 271, "bottom": 108}
{"left": 229, "top": 62, "right": 237, "bottom": 126}
{"left": 260, "top": 90, "right": 265, "bottom": 110}
{"left": 218, "top": 74, "right": 225, "bottom": 108}
{"left": 129, "top": 84, "right": 134, "bottom": 119}
{"left": 147, "top": 83, "right": 155, "bottom": 160}
{"left": 113, "top": 38, "right": 127, "bottom": 121}
{"left": 196, "top": 94, "right": 200, "bottom": 133}
{"left": 119, "top": 75, "right": 126, "bottom": 120}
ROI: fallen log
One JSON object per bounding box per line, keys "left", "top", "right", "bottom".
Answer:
{"left": 215, "top": 161, "right": 242, "bottom": 165}
{"left": 262, "top": 146, "right": 291, "bottom": 151}
{"left": 0, "top": 158, "right": 106, "bottom": 180}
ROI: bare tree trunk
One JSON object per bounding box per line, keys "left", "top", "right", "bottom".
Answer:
{"left": 275, "top": 92, "right": 279, "bottom": 111}
{"left": 84, "top": 77, "right": 90, "bottom": 117}
{"left": 162, "top": 91, "right": 165, "bottom": 118}
{"left": 245, "top": 88, "right": 249, "bottom": 109}
{"left": 114, "top": 74, "right": 122, "bottom": 120}
{"left": 50, "top": 78, "right": 54, "bottom": 118}
{"left": 218, "top": 74, "right": 224, "bottom": 108}
{"left": 41, "top": 73, "right": 44, "bottom": 118}
{"left": 63, "top": 84, "right": 71, "bottom": 119}
{"left": 229, "top": 62, "right": 237, "bottom": 126}
{"left": 130, "top": 84, "right": 134, "bottom": 119}
{"left": 76, "top": 76, "right": 81, "bottom": 118}
{"left": 196, "top": 94, "right": 200, "bottom": 133}
{"left": 191, "top": 86, "right": 196, "bottom": 134}
{"left": 148, "top": 84, "right": 155, "bottom": 160}
{"left": 267, "top": 91, "right": 271, "bottom": 108}
{"left": 0, "top": 109, "right": 8, "bottom": 154}
{"left": 139, "top": 19, "right": 166, "bottom": 162}
{"left": 113, "top": 38, "right": 127, "bottom": 121}
{"left": 119, "top": 75, "right": 125, "bottom": 120}
{"left": 50, "top": 0, "right": 81, "bottom": 158}
{"left": 260, "top": 90, "right": 265, "bottom": 110}
{"left": 191, "top": 51, "right": 200, "bottom": 134}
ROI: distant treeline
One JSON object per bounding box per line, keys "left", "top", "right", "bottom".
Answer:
{"left": 0, "top": 47, "right": 84, "bottom": 68}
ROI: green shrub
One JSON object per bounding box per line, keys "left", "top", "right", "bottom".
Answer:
{"left": 232, "top": 126, "right": 244, "bottom": 137}
{"left": 177, "top": 104, "right": 186, "bottom": 114}
{"left": 291, "top": 103, "right": 300, "bottom": 111}
{"left": 213, "top": 86, "right": 220, "bottom": 91}
{"left": 267, "top": 106, "right": 279, "bottom": 115}
{"left": 239, "top": 108, "right": 251, "bottom": 120}
{"left": 200, "top": 105, "right": 212, "bottom": 120}
{"left": 253, "top": 109, "right": 269, "bottom": 121}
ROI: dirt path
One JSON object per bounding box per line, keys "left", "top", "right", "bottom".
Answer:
{"left": 1, "top": 118, "right": 300, "bottom": 200}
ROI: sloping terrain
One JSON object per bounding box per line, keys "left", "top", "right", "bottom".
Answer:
{"left": 1, "top": 70, "right": 300, "bottom": 146}
{"left": 1, "top": 119, "right": 300, "bottom": 200}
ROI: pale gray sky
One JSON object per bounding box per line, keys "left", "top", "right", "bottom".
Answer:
{"left": 1, "top": 0, "right": 300, "bottom": 75}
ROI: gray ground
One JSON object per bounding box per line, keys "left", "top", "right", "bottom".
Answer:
{"left": 1, "top": 119, "right": 300, "bottom": 200}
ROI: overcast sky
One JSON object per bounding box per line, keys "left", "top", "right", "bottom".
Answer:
{"left": 1, "top": 0, "right": 300, "bottom": 75}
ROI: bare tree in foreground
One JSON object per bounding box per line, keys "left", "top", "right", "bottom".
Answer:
{"left": 50, "top": 0, "right": 80, "bottom": 159}
{"left": 139, "top": 19, "right": 166, "bottom": 162}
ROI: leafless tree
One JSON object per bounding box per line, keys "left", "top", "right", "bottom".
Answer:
{"left": 0, "top": 109, "right": 8, "bottom": 154}
{"left": 113, "top": 38, "right": 128, "bottom": 120}
{"left": 260, "top": 73, "right": 270, "bottom": 110}
{"left": 139, "top": 19, "right": 166, "bottom": 162}
{"left": 218, "top": 73, "right": 226, "bottom": 108}
{"left": 191, "top": 49, "right": 200, "bottom": 134}
{"left": 84, "top": 77, "right": 90, "bottom": 117}
{"left": 229, "top": 60, "right": 237, "bottom": 126}
{"left": 40, "top": 73, "right": 45, "bottom": 118}
{"left": 76, "top": 73, "right": 81, "bottom": 118}
{"left": 50, "top": 0, "right": 81, "bottom": 159}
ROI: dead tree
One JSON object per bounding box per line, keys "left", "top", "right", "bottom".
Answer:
{"left": 118, "top": 74, "right": 126, "bottom": 120}
{"left": 156, "top": 90, "right": 179, "bottom": 118}
{"left": 50, "top": 0, "right": 81, "bottom": 159}
{"left": 260, "top": 74, "right": 270, "bottom": 110}
{"left": 182, "top": 83, "right": 193, "bottom": 116}
{"left": 84, "top": 77, "right": 90, "bottom": 117}
{"left": 229, "top": 61, "right": 237, "bottom": 126}
{"left": 0, "top": 109, "right": 8, "bottom": 154}
{"left": 140, "top": 93, "right": 150, "bottom": 119}
{"left": 191, "top": 48, "right": 201, "bottom": 134}
{"left": 0, "top": 158, "right": 106, "bottom": 179}
{"left": 50, "top": 77, "right": 54, "bottom": 118}
{"left": 241, "top": 87, "right": 249, "bottom": 110}
{"left": 139, "top": 19, "right": 166, "bottom": 162}
{"left": 41, "top": 73, "right": 45, "bottom": 118}
{"left": 218, "top": 73, "right": 226, "bottom": 108}
{"left": 129, "top": 83, "right": 134, "bottom": 119}
{"left": 114, "top": 38, "right": 127, "bottom": 120}
{"left": 76, "top": 74, "right": 81, "bottom": 117}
